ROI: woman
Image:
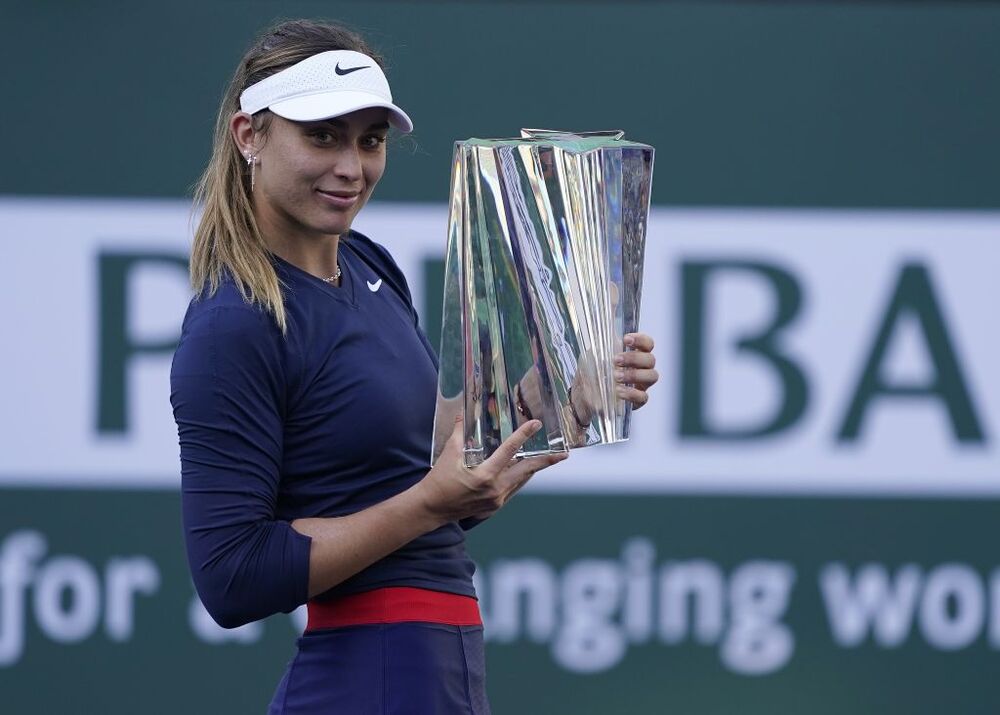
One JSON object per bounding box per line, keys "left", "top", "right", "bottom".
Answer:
{"left": 171, "top": 19, "right": 659, "bottom": 714}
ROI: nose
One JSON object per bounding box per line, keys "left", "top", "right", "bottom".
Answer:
{"left": 333, "top": 145, "right": 363, "bottom": 183}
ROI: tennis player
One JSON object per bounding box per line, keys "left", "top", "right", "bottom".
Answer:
{"left": 170, "top": 18, "right": 658, "bottom": 714}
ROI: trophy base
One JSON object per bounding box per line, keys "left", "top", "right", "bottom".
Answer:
{"left": 461, "top": 434, "right": 630, "bottom": 468}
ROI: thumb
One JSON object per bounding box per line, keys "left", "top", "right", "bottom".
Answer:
{"left": 483, "top": 420, "right": 543, "bottom": 470}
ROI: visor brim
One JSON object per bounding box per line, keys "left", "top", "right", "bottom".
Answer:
{"left": 268, "top": 90, "right": 413, "bottom": 133}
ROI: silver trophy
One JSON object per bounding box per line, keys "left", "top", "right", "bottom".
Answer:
{"left": 432, "top": 129, "right": 654, "bottom": 467}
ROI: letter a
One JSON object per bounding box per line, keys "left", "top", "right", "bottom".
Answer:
{"left": 838, "top": 263, "right": 985, "bottom": 443}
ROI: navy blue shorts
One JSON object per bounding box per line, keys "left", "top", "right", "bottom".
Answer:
{"left": 268, "top": 622, "right": 491, "bottom": 714}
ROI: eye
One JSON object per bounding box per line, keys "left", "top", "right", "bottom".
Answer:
{"left": 309, "top": 130, "right": 336, "bottom": 145}
{"left": 361, "top": 134, "right": 388, "bottom": 151}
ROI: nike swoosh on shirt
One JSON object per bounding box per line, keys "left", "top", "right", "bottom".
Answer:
{"left": 367, "top": 279, "right": 383, "bottom": 292}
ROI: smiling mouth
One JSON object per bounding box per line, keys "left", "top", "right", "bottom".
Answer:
{"left": 318, "top": 189, "right": 360, "bottom": 197}
{"left": 317, "top": 190, "right": 361, "bottom": 207}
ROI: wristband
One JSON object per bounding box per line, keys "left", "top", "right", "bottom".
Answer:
{"left": 515, "top": 382, "right": 534, "bottom": 421}
{"left": 567, "top": 386, "right": 590, "bottom": 429}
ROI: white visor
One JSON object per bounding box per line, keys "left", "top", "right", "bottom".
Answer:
{"left": 239, "top": 50, "right": 413, "bottom": 133}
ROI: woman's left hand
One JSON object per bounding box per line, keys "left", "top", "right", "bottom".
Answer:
{"left": 615, "top": 332, "right": 658, "bottom": 409}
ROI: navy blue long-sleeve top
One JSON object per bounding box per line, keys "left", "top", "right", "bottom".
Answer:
{"left": 170, "top": 231, "right": 475, "bottom": 628}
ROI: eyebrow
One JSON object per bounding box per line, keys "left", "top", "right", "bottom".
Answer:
{"left": 315, "top": 119, "right": 390, "bottom": 132}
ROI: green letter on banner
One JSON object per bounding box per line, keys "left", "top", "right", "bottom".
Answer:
{"left": 97, "top": 252, "right": 189, "bottom": 434}
{"left": 422, "top": 257, "right": 445, "bottom": 354}
{"left": 679, "top": 260, "right": 809, "bottom": 440}
{"left": 838, "top": 263, "right": 985, "bottom": 443}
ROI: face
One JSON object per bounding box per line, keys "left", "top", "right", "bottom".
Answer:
{"left": 245, "top": 107, "right": 389, "bottom": 243}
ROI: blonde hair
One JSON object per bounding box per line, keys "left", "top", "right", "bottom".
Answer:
{"left": 190, "top": 19, "right": 385, "bottom": 333}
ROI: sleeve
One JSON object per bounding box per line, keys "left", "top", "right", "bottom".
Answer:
{"left": 459, "top": 516, "right": 488, "bottom": 531}
{"left": 170, "top": 304, "right": 313, "bottom": 628}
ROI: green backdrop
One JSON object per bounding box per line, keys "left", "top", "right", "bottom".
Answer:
{"left": 2, "top": 2, "right": 999, "bottom": 714}
{"left": 5, "top": 1, "right": 999, "bottom": 208}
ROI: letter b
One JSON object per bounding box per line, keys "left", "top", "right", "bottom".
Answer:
{"left": 679, "top": 260, "right": 808, "bottom": 439}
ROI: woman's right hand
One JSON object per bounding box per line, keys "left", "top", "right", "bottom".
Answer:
{"left": 415, "top": 416, "right": 567, "bottom": 525}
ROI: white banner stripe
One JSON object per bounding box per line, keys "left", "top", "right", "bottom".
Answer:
{"left": 1, "top": 197, "right": 997, "bottom": 494}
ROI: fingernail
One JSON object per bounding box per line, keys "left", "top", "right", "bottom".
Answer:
{"left": 614, "top": 369, "right": 625, "bottom": 381}
{"left": 530, "top": 420, "right": 543, "bottom": 432}
{"left": 614, "top": 355, "right": 625, "bottom": 366}
{"left": 616, "top": 386, "right": 628, "bottom": 398}
{"left": 624, "top": 335, "right": 635, "bottom": 347}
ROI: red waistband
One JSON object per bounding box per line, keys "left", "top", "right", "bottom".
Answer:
{"left": 306, "top": 587, "right": 482, "bottom": 630}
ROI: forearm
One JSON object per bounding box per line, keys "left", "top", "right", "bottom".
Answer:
{"left": 291, "top": 482, "right": 446, "bottom": 599}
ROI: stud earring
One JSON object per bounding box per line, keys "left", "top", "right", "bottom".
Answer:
{"left": 246, "top": 152, "right": 257, "bottom": 191}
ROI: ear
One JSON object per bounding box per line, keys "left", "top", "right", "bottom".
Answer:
{"left": 230, "top": 112, "right": 259, "bottom": 158}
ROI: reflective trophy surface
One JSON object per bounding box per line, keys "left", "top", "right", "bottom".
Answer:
{"left": 432, "top": 129, "right": 654, "bottom": 467}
